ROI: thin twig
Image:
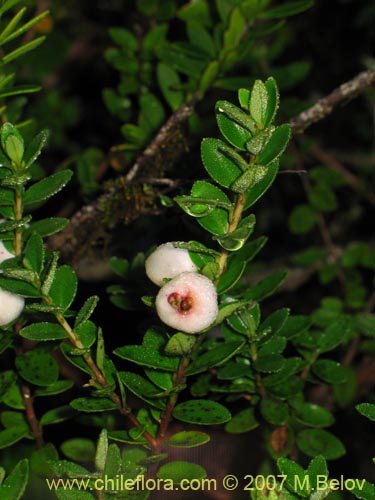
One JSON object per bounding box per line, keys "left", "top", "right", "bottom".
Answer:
{"left": 290, "top": 67, "right": 375, "bottom": 134}
{"left": 22, "top": 385, "right": 44, "bottom": 449}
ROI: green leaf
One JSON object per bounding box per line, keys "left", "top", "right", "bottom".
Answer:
{"left": 260, "top": 398, "right": 289, "bottom": 425}
{"left": 34, "top": 380, "right": 74, "bottom": 397}
{"left": 118, "top": 372, "right": 166, "bottom": 410}
{"left": 166, "top": 431, "right": 210, "bottom": 448}
{"left": 190, "top": 180, "right": 230, "bottom": 235}
{"left": 1, "top": 11, "right": 49, "bottom": 45}
{"left": 318, "top": 317, "right": 350, "bottom": 352}
{"left": 296, "top": 429, "right": 345, "bottom": 460}
{"left": 264, "top": 77, "right": 279, "bottom": 126}
{"left": 173, "top": 400, "right": 231, "bottom": 425}
{"left": 108, "top": 27, "right": 137, "bottom": 50}
{"left": 254, "top": 353, "right": 285, "bottom": 373}
{"left": 70, "top": 398, "right": 117, "bottom": 413}
{"left": 40, "top": 406, "right": 78, "bottom": 427}
{"left": 2, "top": 36, "right": 45, "bottom": 64}
{"left": 225, "top": 408, "right": 259, "bottom": 434}
{"left": 351, "top": 481, "right": 375, "bottom": 500}
{"left": 22, "top": 129, "right": 49, "bottom": 168}
{"left": 48, "top": 265, "right": 77, "bottom": 312}
{"left": 289, "top": 204, "right": 317, "bottom": 234}
{"left": 0, "top": 1, "right": 23, "bottom": 17}
{"left": 249, "top": 79, "right": 268, "bottom": 128}
{"left": 217, "top": 261, "right": 246, "bottom": 294}
{"left": 262, "top": 0, "right": 314, "bottom": 19}
{"left": 306, "top": 455, "right": 328, "bottom": 491}
{"left": 292, "top": 402, "right": 334, "bottom": 428}
{"left": 308, "top": 183, "right": 337, "bottom": 213}
{"left": 157, "top": 461, "right": 206, "bottom": 483}
{"left": 23, "top": 232, "right": 44, "bottom": 275}
{"left": 312, "top": 360, "right": 348, "bottom": 384}
{"left": 187, "top": 20, "right": 215, "bottom": 57}
{"left": 139, "top": 93, "right": 165, "bottom": 134}
{"left": 257, "top": 308, "right": 290, "bottom": 343}
{"left": 198, "top": 59, "right": 219, "bottom": 95}
{"left": 114, "top": 329, "right": 179, "bottom": 372}
{"left": 0, "top": 427, "right": 29, "bottom": 449}
{"left": 245, "top": 270, "right": 288, "bottom": 301}
{"left": 24, "top": 218, "right": 69, "bottom": 238}
{"left": 1, "top": 124, "right": 24, "bottom": 165}
{"left": 74, "top": 296, "right": 99, "bottom": 329}
{"left": 201, "top": 138, "right": 244, "bottom": 188}
{"left": 277, "top": 457, "right": 308, "bottom": 497}
{"left": 238, "top": 88, "right": 250, "bottom": 110}
{"left": 229, "top": 236, "right": 267, "bottom": 266}
{"left": 158, "top": 43, "right": 207, "bottom": 78}
{"left": 215, "top": 100, "right": 253, "bottom": 150}
{"left": 23, "top": 170, "right": 73, "bottom": 210}
{"left": 164, "top": 333, "right": 196, "bottom": 356}
{"left": 157, "top": 63, "right": 183, "bottom": 111}
{"left": 20, "top": 322, "right": 67, "bottom": 341}
{"left": 0, "top": 459, "right": 28, "bottom": 500}
{"left": 257, "top": 124, "right": 291, "bottom": 165}
{"left": 263, "top": 357, "right": 303, "bottom": 387}
{"left": 186, "top": 341, "right": 244, "bottom": 375}
{"left": 231, "top": 165, "right": 271, "bottom": 194}
{"left": 61, "top": 439, "right": 95, "bottom": 462}
{"left": 214, "top": 215, "right": 256, "bottom": 250}
{"left": 277, "top": 315, "right": 311, "bottom": 339}
{"left": 15, "top": 348, "right": 59, "bottom": 386}
{"left": 243, "top": 161, "right": 279, "bottom": 209}
{"left": 356, "top": 403, "right": 375, "bottom": 422}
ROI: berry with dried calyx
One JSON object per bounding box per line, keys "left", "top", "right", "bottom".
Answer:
{"left": 155, "top": 272, "right": 218, "bottom": 334}
{"left": 145, "top": 242, "right": 198, "bottom": 286}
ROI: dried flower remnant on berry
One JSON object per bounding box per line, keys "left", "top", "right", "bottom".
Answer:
{"left": 155, "top": 272, "right": 218, "bottom": 334}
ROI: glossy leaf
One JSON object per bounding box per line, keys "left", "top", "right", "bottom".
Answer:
{"left": 260, "top": 398, "right": 289, "bottom": 425}
{"left": 24, "top": 218, "right": 69, "bottom": 238}
{"left": 262, "top": 0, "right": 314, "bottom": 19}
{"left": 0, "top": 276, "right": 39, "bottom": 297}
{"left": 114, "top": 329, "right": 179, "bottom": 372}
{"left": 292, "top": 402, "right": 334, "bottom": 428}
{"left": 356, "top": 403, "right": 375, "bottom": 422}
{"left": 49, "top": 265, "right": 77, "bottom": 312}
{"left": 243, "top": 161, "right": 279, "bottom": 209}
{"left": 23, "top": 232, "right": 44, "bottom": 275}
{"left": 225, "top": 408, "right": 259, "bottom": 434}
{"left": 40, "top": 406, "right": 78, "bottom": 427}
{"left": 70, "top": 398, "right": 117, "bottom": 413}
{"left": 215, "top": 100, "right": 253, "bottom": 150}
{"left": 23, "top": 170, "right": 73, "bottom": 210}
{"left": 249, "top": 79, "right": 268, "bottom": 128}
{"left": 15, "top": 348, "right": 59, "bottom": 386}
{"left": 190, "top": 180, "right": 230, "bottom": 235}
{"left": 157, "top": 461, "right": 206, "bottom": 483}
{"left": 201, "top": 138, "right": 244, "bottom": 188}
{"left": 23, "top": 129, "right": 49, "bottom": 168}
{"left": 173, "top": 399, "right": 231, "bottom": 425}
{"left": 166, "top": 431, "right": 210, "bottom": 448}
{"left": 312, "top": 360, "right": 348, "bottom": 383}
{"left": 186, "top": 341, "right": 244, "bottom": 375}
{"left": 296, "top": 429, "right": 345, "bottom": 460}
{"left": 244, "top": 270, "right": 288, "bottom": 301}
{"left": 157, "top": 63, "right": 183, "bottom": 111}
{"left": 74, "top": 296, "right": 99, "bottom": 329}
{"left": 118, "top": 372, "right": 166, "bottom": 410}
{"left": 277, "top": 458, "right": 308, "bottom": 497}
{"left": 217, "top": 261, "right": 246, "bottom": 294}
{"left": 20, "top": 322, "right": 67, "bottom": 341}
{"left": 258, "top": 124, "right": 291, "bottom": 165}
{"left": 0, "top": 459, "right": 28, "bottom": 500}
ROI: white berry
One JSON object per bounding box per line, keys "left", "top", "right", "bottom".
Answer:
{"left": 0, "top": 288, "right": 24, "bottom": 326}
{"left": 145, "top": 242, "right": 198, "bottom": 287}
{"left": 155, "top": 272, "right": 218, "bottom": 334}
{"left": 0, "top": 241, "right": 14, "bottom": 263}
{"left": 0, "top": 240, "right": 24, "bottom": 326}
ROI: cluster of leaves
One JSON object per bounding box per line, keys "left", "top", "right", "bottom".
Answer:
{"left": 103, "top": 0, "right": 314, "bottom": 166}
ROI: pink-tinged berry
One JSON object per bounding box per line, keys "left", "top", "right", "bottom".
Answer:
{"left": 145, "top": 242, "right": 198, "bottom": 287}
{"left": 0, "top": 241, "right": 14, "bottom": 263}
{"left": 155, "top": 272, "right": 218, "bottom": 334}
{"left": 0, "top": 289, "right": 24, "bottom": 326}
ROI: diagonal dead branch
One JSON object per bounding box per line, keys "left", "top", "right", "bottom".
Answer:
{"left": 49, "top": 69, "right": 375, "bottom": 265}
{"left": 290, "top": 67, "right": 375, "bottom": 133}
